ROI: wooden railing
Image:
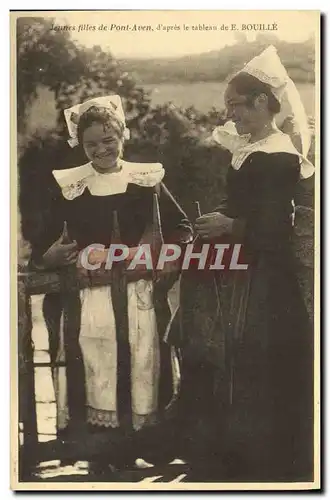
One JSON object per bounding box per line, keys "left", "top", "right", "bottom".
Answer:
{"left": 18, "top": 267, "right": 147, "bottom": 477}
{"left": 17, "top": 194, "right": 171, "bottom": 478}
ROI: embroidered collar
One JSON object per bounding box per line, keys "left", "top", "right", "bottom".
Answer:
{"left": 52, "top": 160, "right": 165, "bottom": 200}
{"left": 212, "top": 124, "right": 314, "bottom": 179}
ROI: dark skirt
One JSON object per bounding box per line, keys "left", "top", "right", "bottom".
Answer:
{"left": 178, "top": 251, "right": 314, "bottom": 481}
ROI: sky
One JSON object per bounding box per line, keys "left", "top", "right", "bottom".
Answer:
{"left": 52, "top": 11, "right": 318, "bottom": 58}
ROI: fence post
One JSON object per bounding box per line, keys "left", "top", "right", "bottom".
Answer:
{"left": 18, "top": 275, "right": 38, "bottom": 477}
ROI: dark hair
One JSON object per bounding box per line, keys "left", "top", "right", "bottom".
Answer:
{"left": 77, "top": 106, "right": 125, "bottom": 144}
{"left": 228, "top": 72, "right": 281, "bottom": 115}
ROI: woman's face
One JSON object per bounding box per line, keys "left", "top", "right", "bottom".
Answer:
{"left": 82, "top": 122, "right": 124, "bottom": 172}
{"left": 224, "top": 83, "right": 261, "bottom": 135}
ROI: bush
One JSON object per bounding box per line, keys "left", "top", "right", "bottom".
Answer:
{"left": 17, "top": 18, "right": 315, "bottom": 252}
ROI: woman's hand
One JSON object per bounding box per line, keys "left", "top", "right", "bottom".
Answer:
{"left": 195, "top": 212, "right": 234, "bottom": 240}
{"left": 42, "top": 231, "right": 78, "bottom": 269}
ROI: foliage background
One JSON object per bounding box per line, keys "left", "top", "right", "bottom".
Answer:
{"left": 17, "top": 17, "right": 315, "bottom": 263}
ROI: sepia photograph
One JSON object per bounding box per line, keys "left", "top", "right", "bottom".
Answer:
{"left": 11, "top": 10, "right": 320, "bottom": 490}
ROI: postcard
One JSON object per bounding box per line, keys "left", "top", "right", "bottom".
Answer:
{"left": 10, "top": 10, "right": 320, "bottom": 491}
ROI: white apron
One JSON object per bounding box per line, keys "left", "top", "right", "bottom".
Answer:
{"left": 55, "top": 279, "right": 160, "bottom": 431}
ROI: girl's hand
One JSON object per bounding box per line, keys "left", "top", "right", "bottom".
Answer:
{"left": 195, "top": 212, "right": 234, "bottom": 240}
{"left": 42, "top": 229, "right": 78, "bottom": 269}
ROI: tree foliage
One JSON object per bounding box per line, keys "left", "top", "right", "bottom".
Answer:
{"left": 17, "top": 17, "right": 314, "bottom": 260}
{"left": 17, "top": 17, "right": 151, "bottom": 136}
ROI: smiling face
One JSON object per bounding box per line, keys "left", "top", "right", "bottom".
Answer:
{"left": 82, "top": 122, "right": 124, "bottom": 172}
{"left": 224, "top": 73, "right": 281, "bottom": 137}
{"left": 224, "top": 83, "right": 261, "bottom": 136}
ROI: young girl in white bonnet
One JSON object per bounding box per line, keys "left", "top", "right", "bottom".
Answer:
{"left": 31, "top": 94, "right": 193, "bottom": 471}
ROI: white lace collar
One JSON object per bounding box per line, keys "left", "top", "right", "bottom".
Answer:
{"left": 212, "top": 123, "right": 314, "bottom": 179}
{"left": 52, "top": 159, "right": 165, "bottom": 200}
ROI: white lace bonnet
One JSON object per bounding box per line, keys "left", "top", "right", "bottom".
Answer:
{"left": 212, "top": 46, "right": 314, "bottom": 178}
{"left": 64, "top": 94, "right": 130, "bottom": 148}
{"left": 239, "top": 45, "right": 311, "bottom": 159}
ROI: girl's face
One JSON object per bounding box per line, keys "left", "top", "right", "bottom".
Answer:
{"left": 82, "top": 122, "right": 124, "bottom": 172}
{"left": 224, "top": 83, "right": 261, "bottom": 136}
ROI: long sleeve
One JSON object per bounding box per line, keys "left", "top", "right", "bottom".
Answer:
{"left": 29, "top": 196, "right": 65, "bottom": 268}
{"left": 214, "top": 195, "right": 229, "bottom": 215}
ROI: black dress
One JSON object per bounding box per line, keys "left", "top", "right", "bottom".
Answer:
{"left": 29, "top": 175, "right": 193, "bottom": 464}
{"left": 178, "top": 151, "right": 314, "bottom": 481}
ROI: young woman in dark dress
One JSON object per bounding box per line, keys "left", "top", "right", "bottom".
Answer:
{"left": 178, "top": 46, "right": 315, "bottom": 481}
{"left": 29, "top": 95, "right": 193, "bottom": 470}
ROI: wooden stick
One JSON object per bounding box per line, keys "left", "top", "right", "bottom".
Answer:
{"left": 17, "top": 277, "right": 38, "bottom": 472}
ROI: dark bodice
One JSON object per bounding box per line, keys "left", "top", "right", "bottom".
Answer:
{"left": 221, "top": 151, "right": 301, "bottom": 255}
{"left": 30, "top": 182, "right": 192, "bottom": 262}
{"left": 62, "top": 185, "right": 156, "bottom": 248}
